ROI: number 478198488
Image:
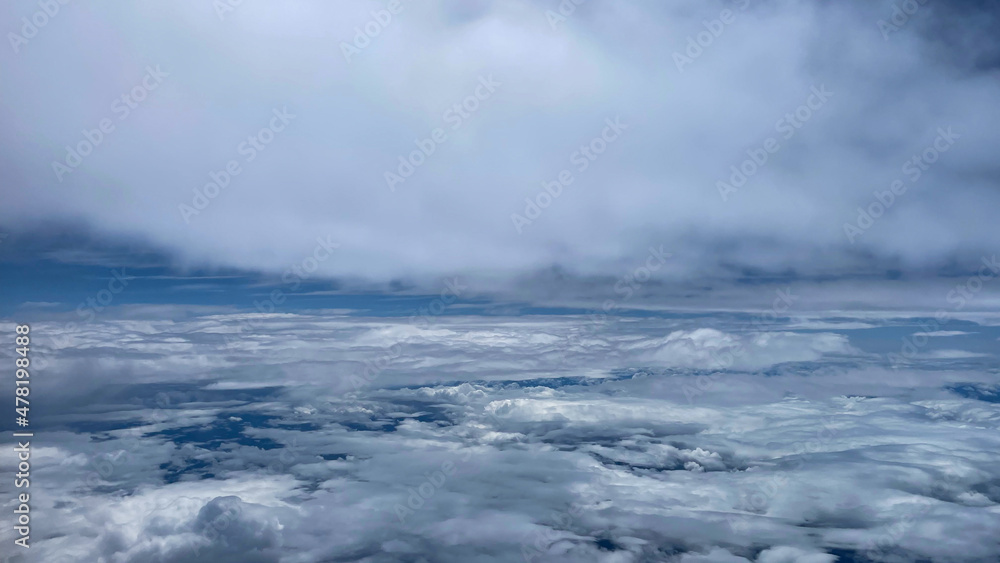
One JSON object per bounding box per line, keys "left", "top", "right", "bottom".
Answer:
{"left": 14, "top": 324, "right": 30, "bottom": 425}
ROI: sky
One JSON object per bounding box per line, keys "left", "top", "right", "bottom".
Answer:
{"left": 2, "top": 1, "right": 1000, "bottom": 562}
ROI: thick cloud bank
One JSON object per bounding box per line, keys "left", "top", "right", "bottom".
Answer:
{"left": 2, "top": 0, "right": 999, "bottom": 283}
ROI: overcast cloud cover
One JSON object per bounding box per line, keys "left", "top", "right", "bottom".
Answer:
{"left": 2, "top": 1, "right": 1000, "bottom": 562}
{"left": 1, "top": 0, "right": 999, "bottom": 284}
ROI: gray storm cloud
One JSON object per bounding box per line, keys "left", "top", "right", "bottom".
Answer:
{"left": 1, "top": 0, "right": 998, "bottom": 283}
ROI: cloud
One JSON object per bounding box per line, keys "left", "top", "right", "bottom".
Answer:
{"left": 634, "top": 328, "right": 856, "bottom": 370}
{"left": 1, "top": 0, "right": 999, "bottom": 284}
{"left": 4, "top": 2, "right": 1000, "bottom": 559}
{"left": 923, "top": 330, "right": 973, "bottom": 337}
{"left": 4, "top": 307, "right": 1000, "bottom": 561}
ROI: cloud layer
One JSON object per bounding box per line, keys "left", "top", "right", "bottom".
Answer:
{"left": 2, "top": 306, "right": 1000, "bottom": 561}
{"left": 2, "top": 0, "right": 999, "bottom": 284}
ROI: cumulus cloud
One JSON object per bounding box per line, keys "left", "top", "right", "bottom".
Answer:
{"left": 3, "top": 308, "right": 1000, "bottom": 561}
{"left": 632, "top": 328, "right": 856, "bottom": 370}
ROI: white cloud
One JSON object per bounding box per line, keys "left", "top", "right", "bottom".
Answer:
{"left": 1, "top": 1, "right": 998, "bottom": 283}
{"left": 5, "top": 308, "right": 1000, "bottom": 561}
